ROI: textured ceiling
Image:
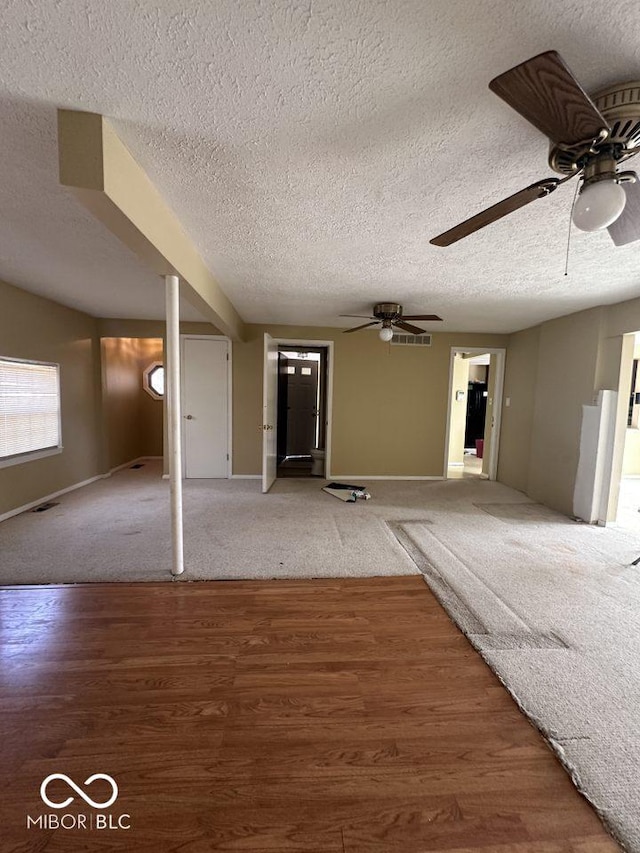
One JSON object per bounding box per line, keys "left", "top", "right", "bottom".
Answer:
{"left": 2, "top": 0, "right": 640, "bottom": 332}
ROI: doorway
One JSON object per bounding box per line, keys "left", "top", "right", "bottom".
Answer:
{"left": 262, "top": 336, "right": 333, "bottom": 492}
{"left": 445, "top": 348, "right": 505, "bottom": 480}
{"left": 277, "top": 347, "right": 328, "bottom": 478}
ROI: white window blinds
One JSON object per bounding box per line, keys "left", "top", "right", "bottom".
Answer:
{"left": 0, "top": 358, "right": 61, "bottom": 459}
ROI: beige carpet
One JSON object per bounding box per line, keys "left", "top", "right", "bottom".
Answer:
{"left": 0, "top": 461, "right": 427, "bottom": 583}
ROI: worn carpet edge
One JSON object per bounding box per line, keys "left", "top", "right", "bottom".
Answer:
{"left": 469, "top": 635, "right": 628, "bottom": 853}
{"left": 391, "top": 522, "right": 629, "bottom": 853}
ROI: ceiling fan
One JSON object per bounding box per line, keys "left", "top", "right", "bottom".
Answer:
{"left": 430, "top": 51, "right": 640, "bottom": 247}
{"left": 341, "top": 302, "right": 443, "bottom": 341}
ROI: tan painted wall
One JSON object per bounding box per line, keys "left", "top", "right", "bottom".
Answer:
{"left": 497, "top": 307, "right": 607, "bottom": 515}
{"left": 98, "top": 322, "right": 220, "bottom": 474}
{"left": 0, "top": 279, "right": 102, "bottom": 515}
{"left": 469, "top": 365, "right": 487, "bottom": 383}
{"left": 497, "top": 326, "right": 540, "bottom": 494}
{"left": 232, "top": 325, "right": 507, "bottom": 476}
{"left": 138, "top": 340, "right": 164, "bottom": 458}
{"left": 101, "top": 337, "right": 163, "bottom": 470}
{"left": 97, "top": 319, "right": 219, "bottom": 338}
{"left": 526, "top": 308, "right": 604, "bottom": 514}
{"left": 447, "top": 355, "right": 470, "bottom": 466}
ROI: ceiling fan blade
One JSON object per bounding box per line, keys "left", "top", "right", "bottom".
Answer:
{"left": 608, "top": 178, "right": 640, "bottom": 246}
{"left": 402, "top": 314, "right": 443, "bottom": 321}
{"left": 394, "top": 320, "right": 426, "bottom": 335}
{"left": 339, "top": 314, "right": 375, "bottom": 319}
{"left": 489, "top": 50, "right": 609, "bottom": 147}
{"left": 430, "top": 178, "right": 562, "bottom": 247}
{"left": 343, "top": 321, "right": 378, "bottom": 333}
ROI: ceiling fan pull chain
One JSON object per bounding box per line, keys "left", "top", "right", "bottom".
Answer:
{"left": 564, "top": 180, "right": 581, "bottom": 277}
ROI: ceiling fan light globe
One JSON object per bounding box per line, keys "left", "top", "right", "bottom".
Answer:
{"left": 572, "top": 180, "right": 627, "bottom": 232}
{"left": 379, "top": 327, "right": 394, "bottom": 342}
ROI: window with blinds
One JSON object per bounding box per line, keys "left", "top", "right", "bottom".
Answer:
{"left": 0, "top": 358, "right": 61, "bottom": 460}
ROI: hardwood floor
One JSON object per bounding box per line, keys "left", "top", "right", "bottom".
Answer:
{"left": 0, "top": 577, "right": 618, "bottom": 852}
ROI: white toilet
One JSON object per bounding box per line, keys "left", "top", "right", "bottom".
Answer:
{"left": 310, "top": 448, "right": 325, "bottom": 477}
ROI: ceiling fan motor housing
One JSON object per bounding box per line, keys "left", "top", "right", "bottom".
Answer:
{"left": 549, "top": 81, "right": 640, "bottom": 174}
{"left": 373, "top": 302, "right": 403, "bottom": 320}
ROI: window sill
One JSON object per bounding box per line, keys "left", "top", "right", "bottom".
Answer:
{"left": 0, "top": 447, "right": 63, "bottom": 470}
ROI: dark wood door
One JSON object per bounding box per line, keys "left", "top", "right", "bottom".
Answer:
{"left": 286, "top": 358, "right": 319, "bottom": 455}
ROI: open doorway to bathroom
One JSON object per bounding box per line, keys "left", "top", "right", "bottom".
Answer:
{"left": 445, "top": 348, "right": 505, "bottom": 480}
{"left": 276, "top": 346, "right": 328, "bottom": 478}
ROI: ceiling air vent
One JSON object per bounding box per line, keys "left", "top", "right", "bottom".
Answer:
{"left": 390, "top": 333, "right": 432, "bottom": 347}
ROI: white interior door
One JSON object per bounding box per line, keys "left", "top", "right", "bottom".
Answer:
{"left": 182, "top": 336, "right": 228, "bottom": 478}
{"left": 262, "top": 333, "right": 278, "bottom": 493}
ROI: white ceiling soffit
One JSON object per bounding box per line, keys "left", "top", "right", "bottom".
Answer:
{"left": 2, "top": 1, "right": 640, "bottom": 331}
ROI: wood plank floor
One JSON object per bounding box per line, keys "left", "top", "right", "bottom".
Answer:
{"left": 0, "top": 576, "right": 619, "bottom": 852}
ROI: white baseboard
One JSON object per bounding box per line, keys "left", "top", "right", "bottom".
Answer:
{"left": 103, "top": 455, "right": 161, "bottom": 477}
{"left": 329, "top": 475, "right": 445, "bottom": 481}
{"left": 163, "top": 473, "right": 257, "bottom": 480}
{"left": 0, "top": 475, "right": 104, "bottom": 523}
{"left": 0, "top": 456, "right": 163, "bottom": 523}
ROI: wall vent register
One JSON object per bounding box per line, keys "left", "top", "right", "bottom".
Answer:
{"left": 391, "top": 334, "right": 432, "bottom": 347}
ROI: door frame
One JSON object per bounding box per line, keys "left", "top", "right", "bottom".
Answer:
{"left": 443, "top": 346, "right": 506, "bottom": 481}
{"left": 268, "top": 338, "right": 335, "bottom": 479}
{"left": 180, "top": 334, "right": 233, "bottom": 479}
{"left": 262, "top": 333, "right": 278, "bottom": 493}
{"left": 600, "top": 332, "right": 636, "bottom": 525}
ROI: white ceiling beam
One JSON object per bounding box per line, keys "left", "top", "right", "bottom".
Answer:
{"left": 57, "top": 109, "right": 245, "bottom": 341}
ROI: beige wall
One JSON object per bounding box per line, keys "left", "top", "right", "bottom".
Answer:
{"left": 497, "top": 326, "right": 540, "bottom": 494}
{"left": 497, "top": 305, "right": 620, "bottom": 516}
{"left": 500, "top": 308, "right": 604, "bottom": 514}
{"left": 0, "top": 279, "right": 102, "bottom": 515}
{"left": 138, "top": 341, "right": 164, "bottom": 458}
{"left": 98, "top": 320, "right": 222, "bottom": 476}
{"left": 469, "top": 365, "right": 487, "bottom": 383}
{"left": 98, "top": 319, "right": 219, "bottom": 338}
{"left": 530, "top": 308, "right": 604, "bottom": 514}
{"left": 232, "top": 325, "right": 507, "bottom": 476}
{"left": 101, "top": 337, "right": 163, "bottom": 470}
{"left": 0, "top": 281, "right": 220, "bottom": 516}
{"left": 447, "top": 354, "right": 470, "bottom": 466}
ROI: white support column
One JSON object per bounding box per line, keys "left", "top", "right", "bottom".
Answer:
{"left": 165, "top": 274, "right": 184, "bottom": 576}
